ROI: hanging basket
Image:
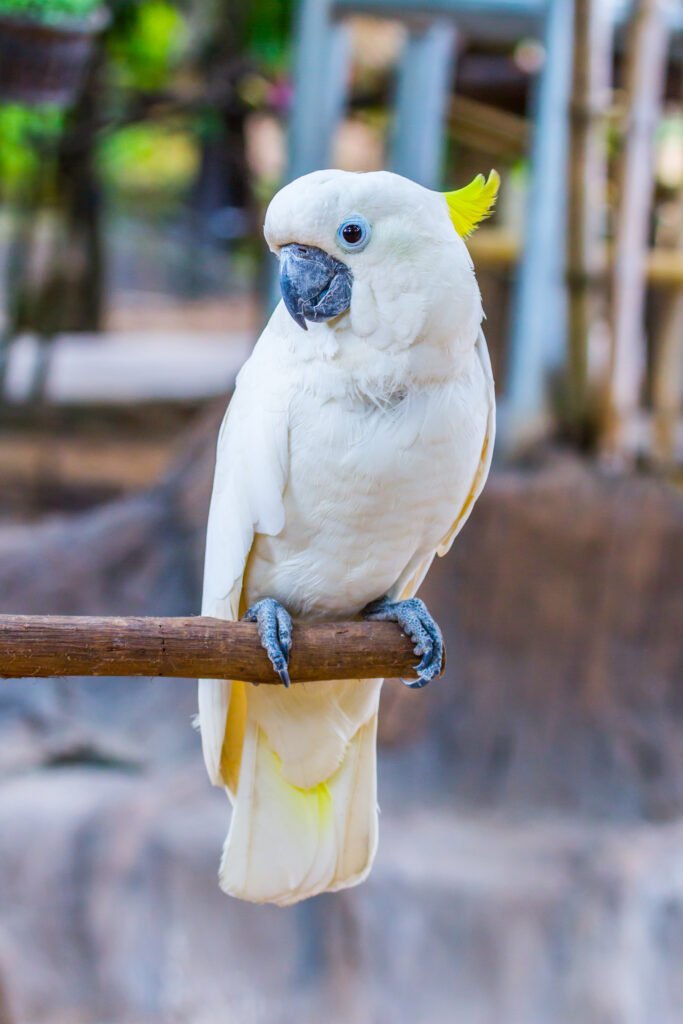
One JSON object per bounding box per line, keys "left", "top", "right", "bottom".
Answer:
{"left": 0, "top": 7, "right": 109, "bottom": 107}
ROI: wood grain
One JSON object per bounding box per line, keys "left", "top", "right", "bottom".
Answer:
{"left": 0, "top": 615, "right": 427, "bottom": 684}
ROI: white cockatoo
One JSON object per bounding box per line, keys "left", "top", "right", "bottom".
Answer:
{"left": 199, "top": 168, "right": 498, "bottom": 906}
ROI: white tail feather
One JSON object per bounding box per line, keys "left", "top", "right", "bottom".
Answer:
{"left": 218, "top": 710, "right": 379, "bottom": 906}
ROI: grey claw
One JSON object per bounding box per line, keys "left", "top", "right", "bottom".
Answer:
{"left": 242, "top": 597, "right": 293, "bottom": 688}
{"left": 275, "top": 605, "right": 293, "bottom": 658}
{"left": 363, "top": 595, "right": 444, "bottom": 688}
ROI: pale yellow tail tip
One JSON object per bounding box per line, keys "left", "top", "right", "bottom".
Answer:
{"left": 443, "top": 169, "right": 500, "bottom": 238}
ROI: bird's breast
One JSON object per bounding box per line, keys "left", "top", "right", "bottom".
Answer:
{"left": 243, "top": 355, "right": 489, "bottom": 619}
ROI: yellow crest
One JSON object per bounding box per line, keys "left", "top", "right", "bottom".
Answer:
{"left": 443, "top": 169, "right": 500, "bottom": 238}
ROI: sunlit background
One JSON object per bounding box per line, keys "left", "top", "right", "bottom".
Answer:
{"left": 0, "top": 1, "right": 682, "bottom": 1022}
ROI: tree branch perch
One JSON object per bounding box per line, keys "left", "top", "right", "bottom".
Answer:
{"left": 0, "top": 615, "right": 431, "bottom": 684}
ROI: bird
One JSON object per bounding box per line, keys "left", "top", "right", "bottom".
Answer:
{"left": 198, "top": 167, "right": 498, "bottom": 906}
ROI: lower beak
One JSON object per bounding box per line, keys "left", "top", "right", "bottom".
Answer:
{"left": 279, "top": 244, "right": 352, "bottom": 331}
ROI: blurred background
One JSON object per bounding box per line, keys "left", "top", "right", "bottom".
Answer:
{"left": 0, "top": 0, "right": 681, "bottom": 1021}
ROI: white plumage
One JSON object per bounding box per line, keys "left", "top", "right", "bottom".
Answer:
{"left": 199, "top": 169, "right": 496, "bottom": 905}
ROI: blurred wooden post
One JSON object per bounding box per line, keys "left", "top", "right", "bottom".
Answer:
{"left": 604, "top": 0, "right": 671, "bottom": 460}
{"left": 390, "top": 19, "right": 458, "bottom": 188}
{"left": 503, "top": 0, "right": 574, "bottom": 450}
{"left": 652, "top": 189, "right": 683, "bottom": 468}
{"left": 564, "top": 0, "right": 611, "bottom": 443}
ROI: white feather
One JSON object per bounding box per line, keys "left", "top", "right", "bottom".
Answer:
{"left": 198, "top": 336, "right": 290, "bottom": 787}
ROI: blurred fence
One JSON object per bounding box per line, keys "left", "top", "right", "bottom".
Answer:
{"left": 0, "top": 0, "right": 681, "bottom": 469}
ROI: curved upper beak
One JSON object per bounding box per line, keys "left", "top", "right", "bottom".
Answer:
{"left": 279, "top": 244, "right": 352, "bottom": 331}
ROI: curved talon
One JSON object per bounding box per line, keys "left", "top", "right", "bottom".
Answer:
{"left": 363, "top": 595, "right": 444, "bottom": 688}
{"left": 401, "top": 675, "right": 431, "bottom": 690}
{"left": 243, "top": 597, "right": 293, "bottom": 688}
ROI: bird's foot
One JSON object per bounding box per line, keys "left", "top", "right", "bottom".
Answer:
{"left": 243, "top": 598, "right": 293, "bottom": 687}
{"left": 363, "top": 596, "right": 444, "bottom": 689}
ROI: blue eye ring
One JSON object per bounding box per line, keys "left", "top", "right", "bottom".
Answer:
{"left": 336, "top": 215, "right": 371, "bottom": 253}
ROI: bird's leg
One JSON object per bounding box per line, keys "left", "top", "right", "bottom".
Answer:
{"left": 242, "top": 597, "right": 293, "bottom": 688}
{"left": 362, "top": 596, "right": 444, "bottom": 689}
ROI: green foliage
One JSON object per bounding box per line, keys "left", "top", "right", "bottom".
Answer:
{"left": 0, "top": 0, "right": 102, "bottom": 24}
{"left": 0, "top": 104, "right": 64, "bottom": 197}
{"left": 244, "top": 0, "right": 294, "bottom": 72}
{"left": 97, "top": 121, "right": 197, "bottom": 203}
{"left": 108, "top": 0, "right": 185, "bottom": 92}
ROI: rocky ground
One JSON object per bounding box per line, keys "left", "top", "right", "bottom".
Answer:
{"left": 0, "top": 426, "right": 681, "bottom": 1024}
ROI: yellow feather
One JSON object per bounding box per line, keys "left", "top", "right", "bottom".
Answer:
{"left": 276, "top": 748, "right": 335, "bottom": 829}
{"left": 443, "top": 169, "right": 500, "bottom": 238}
{"left": 220, "top": 681, "right": 247, "bottom": 794}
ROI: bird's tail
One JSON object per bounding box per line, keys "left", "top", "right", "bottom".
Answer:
{"left": 199, "top": 677, "right": 381, "bottom": 906}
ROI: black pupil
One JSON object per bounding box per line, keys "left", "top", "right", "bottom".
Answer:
{"left": 342, "top": 223, "right": 363, "bottom": 245}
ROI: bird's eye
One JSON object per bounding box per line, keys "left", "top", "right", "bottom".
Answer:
{"left": 337, "top": 216, "right": 371, "bottom": 252}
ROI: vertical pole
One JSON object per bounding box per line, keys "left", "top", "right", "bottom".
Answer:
{"left": 501, "top": 0, "right": 574, "bottom": 451}
{"left": 603, "top": 0, "right": 671, "bottom": 460}
{"left": 269, "top": 0, "right": 350, "bottom": 314}
{"left": 390, "top": 19, "right": 458, "bottom": 189}
{"left": 287, "top": 0, "right": 350, "bottom": 181}
{"left": 564, "top": 0, "right": 611, "bottom": 444}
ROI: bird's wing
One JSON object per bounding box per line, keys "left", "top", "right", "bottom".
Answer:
{"left": 436, "top": 328, "right": 496, "bottom": 557}
{"left": 199, "top": 340, "right": 290, "bottom": 786}
{"left": 201, "top": 324, "right": 383, "bottom": 903}
{"left": 391, "top": 329, "right": 495, "bottom": 602}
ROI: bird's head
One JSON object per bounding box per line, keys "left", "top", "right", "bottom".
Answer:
{"left": 264, "top": 168, "right": 499, "bottom": 353}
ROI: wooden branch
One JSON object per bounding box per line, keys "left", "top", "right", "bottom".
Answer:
{"left": 0, "top": 615, "right": 428, "bottom": 685}
{"left": 469, "top": 229, "right": 683, "bottom": 288}
{"left": 448, "top": 95, "right": 530, "bottom": 159}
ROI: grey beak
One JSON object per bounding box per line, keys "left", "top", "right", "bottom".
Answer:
{"left": 279, "top": 244, "right": 352, "bottom": 331}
